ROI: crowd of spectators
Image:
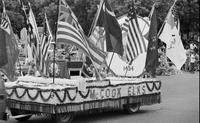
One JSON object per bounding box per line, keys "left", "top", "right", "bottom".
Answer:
{"left": 183, "top": 44, "right": 199, "bottom": 73}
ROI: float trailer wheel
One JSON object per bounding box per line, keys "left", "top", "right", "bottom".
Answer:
{"left": 124, "top": 103, "right": 140, "bottom": 114}
{"left": 51, "top": 113, "right": 74, "bottom": 123}
{"left": 10, "top": 108, "right": 32, "bottom": 122}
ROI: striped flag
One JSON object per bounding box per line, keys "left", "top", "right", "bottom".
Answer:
{"left": 125, "top": 6, "right": 147, "bottom": 64}
{"left": 121, "top": 17, "right": 129, "bottom": 32}
{"left": 0, "top": 12, "right": 10, "bottom": 34}
{"left": 87, "top": 40, "right": 107, "bottom": 68}
{"left": 0, "top": 0, "right": 19, "bottom": 81}
{"left": 0, "top": 1, "right": 9, "bottom": 67}
{"left": 56, "top": 0, "right": 106, "bottom": 70}
{"left": 40, "top": 13, "right": 53, "bottom": 76}
{"left": 26, "top": 2, "right": 40, "bottom": 66}
{"left": 18, "top": 0, "right": 33, "bottom": 63}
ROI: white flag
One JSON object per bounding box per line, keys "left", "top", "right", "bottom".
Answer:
{"left": 159, "top": 8, "right": 186, "bottom": 70}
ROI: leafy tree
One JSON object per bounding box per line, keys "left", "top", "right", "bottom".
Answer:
{"left": 0, "top": 0, "right": 199, "bottom": 45}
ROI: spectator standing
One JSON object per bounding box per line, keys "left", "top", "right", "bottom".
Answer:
{"left": 185, "top": 47, "right": 191, "bottom": 72}
{"left": 195, "top": 53, "right": 199, "bottom": 71}
{"left": 190, "top": 52, "right": 196, "bottom": 73}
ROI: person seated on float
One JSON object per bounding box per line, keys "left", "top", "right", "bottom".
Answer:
{"left": 27, "top": 61, "right": 40, "bottom": 76}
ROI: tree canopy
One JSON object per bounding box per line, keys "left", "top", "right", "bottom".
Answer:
{"left": 0, "top": 0, "right": 199, "bottom": 44}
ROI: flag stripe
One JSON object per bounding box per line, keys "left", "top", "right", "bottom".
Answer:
{"left": 58, "top": 23, "right": 86, "bottom": 45}
{"left": 135, "top": 20, "right": 147, "bottom": 52}
{"left": 25, "top": 3, "right": 40, "bottom": 65}
{"left": 1, "top": 19, "right": 8, "bottom": 28}
{"left": 121, "top": 18, "right": 129, "bottom": 32}
{"left": 57, "top": 30, "right": 83, "bottom": 46}
{"left": 127, "top": 35, "right": 136, "bottom": 57}
{"left": 126, "top": 44, "right": 134, "bottom": 61}
{"left": 128, "top": 22, "right": 139, "bottom": 56}
{"left": 130, "top": 20, "right": 144, "bottom": 53}
{"left": 40, "top": 13, "right": 53, "bottom": 76}
{"left": 88, "top": 43, "right": 106, "bottom": 60}
{"left": 58, "top": 22, "right": 87, "bottom": 43}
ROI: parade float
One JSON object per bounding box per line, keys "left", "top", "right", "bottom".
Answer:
{"left": 0, "top": 0, "right": 162, "bottom": 123}
{"left": 5, "top": 74, "right": 161, "bottom": 123}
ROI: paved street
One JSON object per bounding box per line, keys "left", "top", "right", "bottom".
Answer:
{"left": 0, "top": 72, "right": 199, "bottom": 123}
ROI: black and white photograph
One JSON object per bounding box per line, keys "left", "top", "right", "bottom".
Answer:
{"left": 0, "top": 0, "right": 199, "bottom": 123}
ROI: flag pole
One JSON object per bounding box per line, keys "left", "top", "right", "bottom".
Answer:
{"left": 106, "top": 50, "right": 115, "bottom": 74}
{"left": 140, "top": 3, "right": 155, "bottom": 34}
{"left": 88, "top": 0, "right": 104, "bottom": 37}
{"left": 106, "top": 39, "right": 123, "bottom": 75}
{"left": 123, "top": 0, "right": 135, "bottom": 77}
{"left": 124, "top": 3, "right": 156, "bottom": 77}
{"left": 17, "top": 58, "right": 22, "bottom": 76}
{"left": 106, "top": 0, "right": 125, "bottom": 75}
{"left": 52, "top": 0, "right": 60, "bottom": 83}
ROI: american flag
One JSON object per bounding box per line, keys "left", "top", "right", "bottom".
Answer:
{"left": 0, "top": 0, "right": 19, "bottom": 81}
{"left": 25, "top": 2, "right": 40, "bottom": 66}
{"left": 56, "top": 0, "right": 106, "bottom": 70}
{"left": 0, "top": 2, "right": 10, "bottom": 35}
{"left": 40, "top": 13, "right": 53, "bottom": 76}
{"left": 17, "top": 1, "right": 40, "bottom": 66}
{"left": 125, "top": 7, "right": 147, "bottom": 64}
